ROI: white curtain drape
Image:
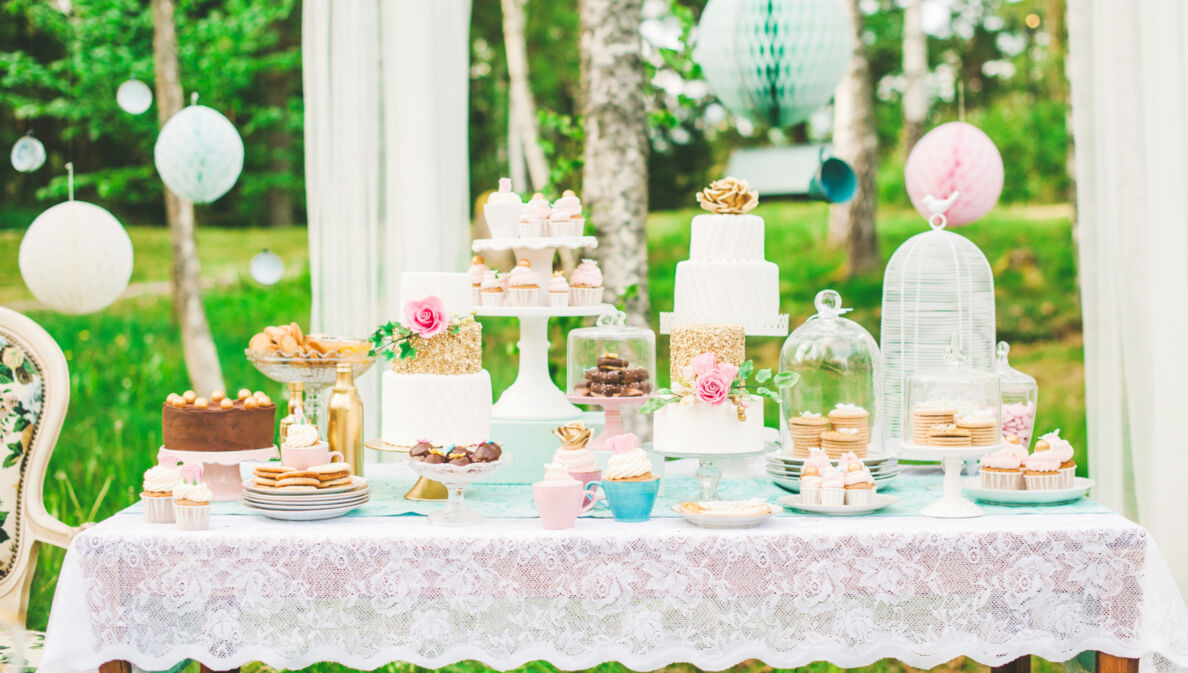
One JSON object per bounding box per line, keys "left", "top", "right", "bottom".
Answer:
{"left": 1068, "top": 1, "right": 1188, "bottom": 595}
{"left": 303, "top": 0, "right": 472, "bottom": 443}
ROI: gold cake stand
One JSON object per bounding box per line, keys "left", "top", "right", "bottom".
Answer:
{"left": 365, "top": 437, "right": 447, "bottom": 500}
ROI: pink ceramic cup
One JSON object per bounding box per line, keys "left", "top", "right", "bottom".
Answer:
{"left": 280, "top": 441, "right": 343, "bottom": 471}
{"left": 533, "top": 481, "right": 601, "bottom": 530}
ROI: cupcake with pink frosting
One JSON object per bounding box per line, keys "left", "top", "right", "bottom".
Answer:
{"left": 979, "top": 445, "right": 1024, "bottom": 490}
{"left": 485, "top": 178, "right": 523, "bottom": 238}
{"left": 799, "top": 463, "right": 824, "bottom": 505}
{"left": 818, "top": 466, "right": 846, "bottom": 506}
{"left": 469, "top": 255, "right": 489, "bottom": 304}
{"left": 506, "top": 259, "right": 542, "bottom": 306}
{"left": 1034, "top": 429, "right": 1075, "bottom": 488}
{"left": 569, "top": 259, "right": 604, "bottom": 306}
{"left": 548, "top": 271, "right": 570, "bottom": 307}
{"left": 1023, "top": 449, "right": 1063, "bottom": 490}
{"left": 842, "top": 457, "right": 876, "bottom": 506}
{"left": 480, "top": 269, "right": 504, "bottom": 307}
{"left": 519, "top": 193, "right": 551, "bottom": 238}
{"left": 548, "top": 190, "right": 585, "bottom": 237}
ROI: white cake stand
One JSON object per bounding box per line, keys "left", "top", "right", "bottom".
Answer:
{"left": 645, "top": 442, "right": 773, "bottom": 501}
{"left": 473, "top": 235, "right": 610, "bottom": 421}
{"left": 899, "top": 442, "right": 1001, "bottom": 518}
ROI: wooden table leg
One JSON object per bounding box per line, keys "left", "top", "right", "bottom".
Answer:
{"left": 99, "top": 662, "right": 131, "bottom": 673}
{"left": 1097, "top": 653, "right": 1140, "bottom": 673}
{"left": 992, "top": 656, "right": 1031, "bottom": 673}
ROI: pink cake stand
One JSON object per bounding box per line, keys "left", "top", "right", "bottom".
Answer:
{"left": 565, "top": 395, "right": 651, "bottom": 450}
{"left": 157, "top": 446, "right": 279, "bottom": 501}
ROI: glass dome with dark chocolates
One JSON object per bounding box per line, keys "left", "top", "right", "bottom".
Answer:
{"left": 567, "top": 310, "right": 655, "bottom": 399}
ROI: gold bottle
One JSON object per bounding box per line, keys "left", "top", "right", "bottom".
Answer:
{"left": 279, "top": 382, "right": 305, "bottom": 443}
{"left": 327, "top": 363, "right": 365, "bottom": 476}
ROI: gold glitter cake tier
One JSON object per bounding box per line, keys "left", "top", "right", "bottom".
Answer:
{"left": 669, "top": 323, "right": 745, "bottom": 382}
{"left": 389, "top": 320, "right": 482, "bottom": 376}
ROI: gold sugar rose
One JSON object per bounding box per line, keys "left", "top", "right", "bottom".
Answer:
{"left": 696, "top": 177, "right": 759, "bottom": 215}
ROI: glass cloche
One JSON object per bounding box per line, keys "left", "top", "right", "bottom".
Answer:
{"left": 778, "top": 290, "right": 881, "bottom": 457}
{"left": 567, "top": 310, "right": 655, "bottom": 399}
{"left": 996, "top": 341, "right": 1039, "bottom": 449}
{"left": 903, "top": 339, "right": 1002, "bottom": 450}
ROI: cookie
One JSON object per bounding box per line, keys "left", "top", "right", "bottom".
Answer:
{"left": 252, "top": 477, "right": 278, "bottom": 487}
{"left": 319, "top": 476, "right": 353, "bottom": 488}
{"left": 308, "top": 463, "right": 352, "bottom": 478}
{"left": 275, "top": 477, "right": 322, "bottom": 487}
{"left": 255, "top": 464, "right": 291, "bottom": 476}
{"left": 276, "top": 470, "right": 321, "bottom": 481}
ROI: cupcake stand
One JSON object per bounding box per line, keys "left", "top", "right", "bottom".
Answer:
{"left": 898, "top": 441, "right": 1001, "bottom": 518}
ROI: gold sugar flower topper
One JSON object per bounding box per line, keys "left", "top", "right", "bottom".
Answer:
{"left": 552, "top": 422, "right": 593, "bottom": 449}
{"left": 696, "top": 177, "right": 759, "bottom": 214}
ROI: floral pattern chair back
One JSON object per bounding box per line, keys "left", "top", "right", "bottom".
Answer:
{"left": 0, "top": 307, "right": 76, "bottom": 626}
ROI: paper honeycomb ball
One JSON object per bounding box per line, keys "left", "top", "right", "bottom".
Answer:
{"left": 19, "top": 201, "right": 134, "bottom": 314}
{"left": 154, "top": 104, "right": 244, "bottom": 203}
{"left": 117, "top": 79, "right": 153, "bottom": 115}
{"left": 694, "top": 0, "right": 852, "bottom": 128}
{"left": 10, "top": 135, "right": 46, "bottom": 173}
{"left": 905, "top": 122, "right": 1004, "bottom": 227}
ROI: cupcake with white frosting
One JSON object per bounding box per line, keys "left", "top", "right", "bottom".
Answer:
{"left": 548, "top": 190, "right": 585, "bottom": 237}
{"left": 548, "top": 271, "right": 570, "bottom": 307}
{"left": 141, "top": 464, "right": 182, "bottom": 523}
{"left": 569, "top": 259, "right": 604, "bottom": 306}
{"left": 173, "top": 464, "right": 212, "bottom": 531}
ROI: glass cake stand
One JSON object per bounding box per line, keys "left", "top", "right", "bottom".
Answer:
{"left": 899, "top": 441, "right": 1002, "bottom": 518}
{"left": 406, "top": 456, "right": 511, "bottom": 526}
{"left": 644, "top": 441, "right": 773, "bottom": 501}
{"left": 246, "top": 335, "right": 374, "bottom": 428}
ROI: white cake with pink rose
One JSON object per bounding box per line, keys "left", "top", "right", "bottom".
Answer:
{"left": 646, "top": 350, "right": 767, "bottom": 455}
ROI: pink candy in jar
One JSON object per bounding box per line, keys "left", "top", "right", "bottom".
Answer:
{"left": 1001, "top": 401, "right": 1037, "bottom": 448}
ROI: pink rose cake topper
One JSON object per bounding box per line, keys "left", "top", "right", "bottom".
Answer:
{"left": 605, "top": 433, "right": 640, "bottom": 455}
{"left": 687, "top": 352, "right": 740, "bottom": 405}
{"left": 179, "top": 463, "right": 204, "bottom": 484}
{"left": 403, "top": 295, "right": 448, "bottom": 338}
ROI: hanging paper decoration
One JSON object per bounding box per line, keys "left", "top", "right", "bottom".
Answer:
{"left": 10, "top": 134, "right": 46, "bottom": 173}
{"left": 117, "top": 79, "right": 153, "bottom": 115}
{"left": 153, "top": 104, "right": 244, "bottom": 203}
{"left": 694, "top": 0, "right": 852, "bottom": 128}
{"left": 905, "top": 121, "right": 1004, "bottom": 227}
{"left": 19, "top": 201, "right": 134, "bottom": 314}
{"left": 250, "top": 249, "right": 284, "bottom": 286}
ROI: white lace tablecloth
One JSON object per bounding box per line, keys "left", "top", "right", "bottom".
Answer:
{"left": 40, "top": 507, "right": 1188, "bottom": 673}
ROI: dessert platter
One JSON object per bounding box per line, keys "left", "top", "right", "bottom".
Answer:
{"left": 671, "top": 500, "right": 781, "bottom": 529}
{"left": 406, "top": 440, "right": 508, "bottom": 526}
{"left": 963, "top": 430, "right": 1093, "bottom": 505}
{"left": 766, "top": 448, "right": 899, "bottom": 492}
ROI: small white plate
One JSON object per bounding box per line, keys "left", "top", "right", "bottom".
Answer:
{"left": 242, "top": 486, "right": 370, "bottom": 505}
{"left": 778, "top": 493, "right": 900, "bottom": 515}
{"left": 242, "top": 494, "right": 370, "bottom": 510}
{"left": 963, "top": 477, "right": 1095, "bottom": 505}
{"left": 670, "top": 502, "right": 780, "bottom": 529}
{"left": 242, "top": 502, "right": 361, "bottom": 520}
{"left": 242, "top": 476, "right": 367, "bottom": 496}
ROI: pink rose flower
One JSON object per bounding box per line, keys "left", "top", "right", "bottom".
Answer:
{"left": 404, "top": 295, "right": 448, "bottom": 338}
{"left": 716, "top": 362, "right": 739, "bottom": 384}
{"left": 695, "top": 370, "right": 731, "bottom": 405}
{"left": 690, "top": 352, "right": 718, "bottom": 376}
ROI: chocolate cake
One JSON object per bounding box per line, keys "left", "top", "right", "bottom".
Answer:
{"left": 574, "top": 353, "right": 651, "bottom": 398}
{"left": 162, "top": 390, "right": 277, "bottom": 452}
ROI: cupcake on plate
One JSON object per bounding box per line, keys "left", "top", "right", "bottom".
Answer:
{"left": 468, "top": 255, "right": 489, "bottom": 304}
{"left": 978, "top": 446, "right": 1024, "bottom": 490}
{"left": 601, "top": 433, "right": 659, "bottom": 522}
{"left": 548, "top": 271, "right": 571, "bottom": 307}
{"left": 548, "top": 190, "right": 585, "bottom": 237}
{"left": 818, "top": 466, "right": 845, "bottom": 506}
{"left": 799, "top": 464, "right": 824, "bottom": 505}
{"left": 173, "top": 464, "right": 211, "bottom": 531}
{"left": 519, "top": 193, "right": 551, "bottom": 238}
{"left": 485, "top": 178, "right": 524, "bottom": 238}
{"left": 507, "top": 259, "right": 542, "bottom": 306}
{"left": 141, "top": 464, "right": 182, "bottom": 523}
{"left": 569, "top": 259, "right": 604, "bottom": 306}
{"left": 1035, "top": 429, "right": 1075, "bottom": 488}
{"left": 842, "top": 457, "right": 877, "bottom": 505}
{"left": 480, "top": 269, "right": 504, "bottom": 307}
{"left": 551, "top": 422, "right": 599, "bottom": 486}
{"left": 1023, "top": 450, "right": 1063, "bottom": 490}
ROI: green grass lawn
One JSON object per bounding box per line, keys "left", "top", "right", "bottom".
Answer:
{"left": 8, "top": 202, "right": 1080, "bottom": 673}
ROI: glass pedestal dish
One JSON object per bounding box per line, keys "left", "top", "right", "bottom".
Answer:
{"left": 246, "top": 335, "right": 374, "bottom": 428}
{"left": 406, "top": 456, "right": 511, "bottom": 526}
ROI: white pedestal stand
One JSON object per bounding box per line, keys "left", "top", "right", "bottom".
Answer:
{"left": 645, "top": 443, "right": 771, "bottom": 501}
{"left": 157, "top": 446, "right": 279, "bottom": 502}
{"left": 900, "top": 442, "right": 1001, "bottom": 518}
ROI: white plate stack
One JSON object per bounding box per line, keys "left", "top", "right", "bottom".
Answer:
{"left": 765, "top": 452, "right": 898, "bottom": 492}
{"left": 241, "top": 477, "right": 370, "bottom": 521}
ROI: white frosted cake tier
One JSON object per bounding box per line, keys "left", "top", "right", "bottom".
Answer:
{"left": 673, "top": 260, "right": 780, "bottom": 317}
{"left": 653, "top": 395, "right": 765, "bottom": 454}
{"left": 398, "top": 271, "right": 474, "bottom": 315}
{"left": 381, "top": 370, "right": 492, "bottom": 448}
{"left": 689, "top": 214, "right": 765, "bottom": 261}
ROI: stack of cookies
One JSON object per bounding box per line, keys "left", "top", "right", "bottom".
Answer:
{"left": 820, "top": 427, "right": 866, "bottom": 459}
{"left": 827, "top": 404, "right": 870, "bottom": 445}
{"left": 788, "top": 412, "right": 829, "bottom": 457}
{"left": 574, "top": 353, "right": 651, "bottom": 397}
{"left": 926, "top": 424, "right": 972, "bottom": 447}
{"left": 912, "top": 404, "right": 956, "bottom": 445}
{"left": 252, "top": 463, "right": 354, "bottom": 492}
{"left": 956, "top": 415, "right": 998, "bottom": 446}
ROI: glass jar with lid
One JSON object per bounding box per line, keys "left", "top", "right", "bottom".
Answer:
{"left": 567, "top": 309, "right": 655, "bottom": 400}
{"left": 903, "top": 339, "right": 1002, "bottom": 450}
{"left": 996, "top": 341, "right": 1038, "bottom": 449}
{"left": 778, "top": 289, "right": 881, "bottom": 458}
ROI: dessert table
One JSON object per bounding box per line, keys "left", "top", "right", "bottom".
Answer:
{"left": 40, "top": 467, "right": 1188, "bottom": 673}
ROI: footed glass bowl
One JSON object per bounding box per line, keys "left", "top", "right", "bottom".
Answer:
{"left": 406, "top": 456, "right": 511, "bottom": 526}
{"left": 245, "top": 335, "right": 375, "bottom": 426}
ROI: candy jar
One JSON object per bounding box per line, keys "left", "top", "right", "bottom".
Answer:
{"left": 996, "top": 341, "right": 1038, "bottom": 448}
{"left": 778, "top": 290, "right": 881, "bottom": 458}
{"left": 566, "top": 309, "right": 656, "bottom": 449}
{"left": 903, "top": 339, "right": 1002, "bottom": 450}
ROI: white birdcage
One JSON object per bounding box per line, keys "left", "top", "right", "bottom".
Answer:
{"left": 880, "top": 196, "right": 996, "bottom": 454}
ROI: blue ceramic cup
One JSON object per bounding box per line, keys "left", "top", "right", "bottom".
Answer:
{"left": 593, "top": 478, "right": 660, "bottom": 522}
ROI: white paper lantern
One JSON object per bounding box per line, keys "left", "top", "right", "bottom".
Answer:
{"left": 19, "top": 201, "right": 134, "bottom": 314}
{"left": 154, "top": 104, "right": 244, "bottom": 203}
{"left": 10, "top": 135, "right": 46, "bottom": 173}
{"left": 117, "top": 79, "right": 153, "bottom": 115}
{"left": 250, "top": 249, "right": 283, "bottom": 285}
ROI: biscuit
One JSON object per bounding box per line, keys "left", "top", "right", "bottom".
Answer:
{"left": 254, "top": 464, "right": 290, "bottom": 475}
{"left": 318, "top": 476, "right": 353, "bottom": 488}
{"left": 276, "top": 470, "right": 320, "bottom": 481}
{"left": 252, "top": 477, "right": 277, "bottom": 487}
{"left": 275, "top": 477, "right": 322, "bottom": 487}
{"left": 308, "top": 463, "right": 352, "bottom": 476}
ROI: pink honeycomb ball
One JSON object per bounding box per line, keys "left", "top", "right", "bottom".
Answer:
{"left": 905, "top": 121, "right": 1004, "bottom": 227}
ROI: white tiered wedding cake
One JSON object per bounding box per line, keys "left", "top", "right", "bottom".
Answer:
{"left": 377, "top": 272, "right": 493, "bottom": 449}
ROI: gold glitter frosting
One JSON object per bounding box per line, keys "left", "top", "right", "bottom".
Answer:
{"left": 389, "top": 321, "right": 483, "bottom": 375}
{"left": 669, "top": 324, "right": 746, "bottom": 382}
{"left": 696, "top": 177, "right": 759, "bottom": 214}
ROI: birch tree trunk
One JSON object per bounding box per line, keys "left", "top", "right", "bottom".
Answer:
{"left": 828, "top": 0, "right": 879, "bottom": 277}
{"left": 502, "top": 0, "right": 550, "bottom": 191}
{"left": 152, "top": 0, "right": 225, "bottom": 395}
{"left": 581, "top": 0, "right": 649, "bottom": 323}
{"left": 902, "top": 0, "right": 927, "bottom": 154}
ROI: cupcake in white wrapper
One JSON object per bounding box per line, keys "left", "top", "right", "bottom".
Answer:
{"left": 548, "top": 271, "right": 571, "bottom": 307}
{"left": 1035, "top": 429, "right": 1077, "bottom": 488}
{"left": 547, "top": 190, "right": 585, "bottom": 236}
{"left": 469, "top": 255, "right": 489, "bottom": 305}
{"left": 173, "top": 472, "right": 212, "bottom": 531}
{"left": 506, "top": 259, "right": 541, "bottom": 306}
{"left": 141, "top": 464, "right": 182, "bottom": 523}
{"left": 1022, "top": 450, "right": 1063, "bottom": 490}
{"left": 841, "top": 453, "right": 876, "bottom": 505}
{"left": 484, "top": 178, "right": 523, "bottom": 238}
{"left": 519, "top": 193, "right": 551, "bottom": 238}
{"left": 978, "top": 446, "right": 1025, "bottom": 490}
{"left": 799, "top": 471, "right": 823, "bottom": 505}
{"left": 818, "top": 467, "right": 845, "bottom": 506}
{"left": 569, "top": 259, "right": 604, "bottom": 306}
{"left": 479, "top": 270, "right": 505, "bottom": 307}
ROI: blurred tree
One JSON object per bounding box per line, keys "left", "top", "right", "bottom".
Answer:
{"left": 901, "top": 0, "right": 926, "bottom": 154}
{"left": 502, "top": 0, "right": 550, "bottom": 192}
